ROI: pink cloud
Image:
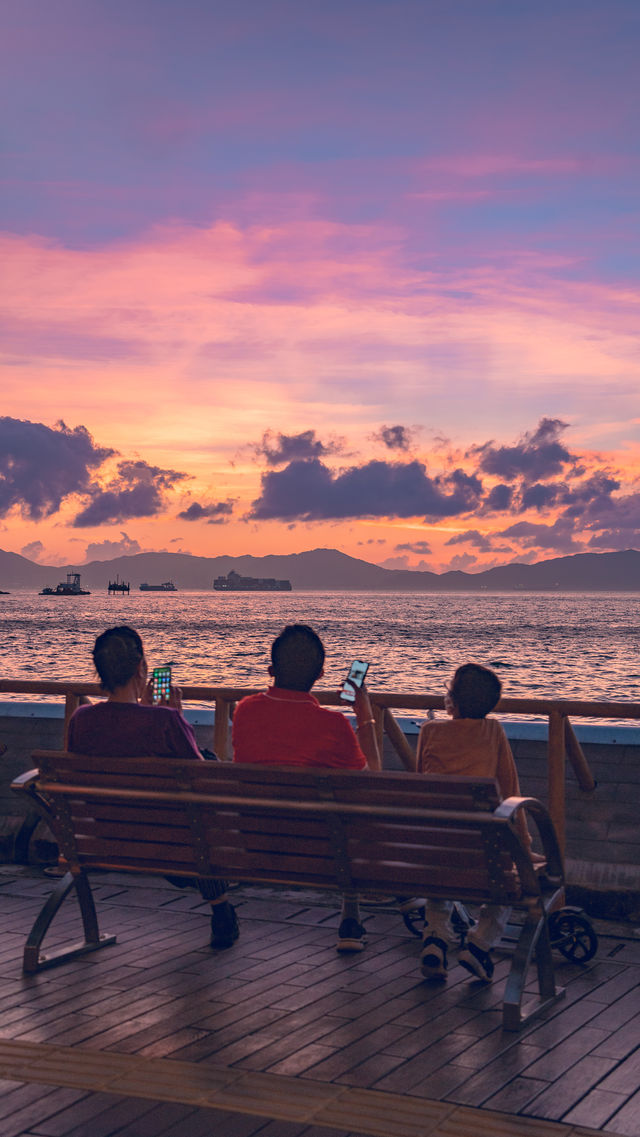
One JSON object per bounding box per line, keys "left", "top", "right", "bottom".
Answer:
{"left": 1, "top": 213, "right": 639, "bottom": 479}
{"left": 416, "top": 155, "right": 593, "bottom": 178}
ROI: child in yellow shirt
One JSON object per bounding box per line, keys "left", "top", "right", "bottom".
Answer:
{"left": 417, "top": 662, "right": 522, "bottom": 982}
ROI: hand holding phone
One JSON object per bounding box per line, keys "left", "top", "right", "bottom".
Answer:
{"left": 340, "top": 660, "right": 369, "bottom": 703}
{"left": 152, "top": 665, "right": 172, "bottom": 704}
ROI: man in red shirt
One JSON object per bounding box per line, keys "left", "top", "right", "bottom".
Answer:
{"left": 233, "top": 623, "right": 380, "bottom": 951}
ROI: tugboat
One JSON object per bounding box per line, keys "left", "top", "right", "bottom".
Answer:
{"left": 40, "top": 572, "right": 90, "bottom": 596}
{"left": 139, "top": 581, "right": 178, "bottom": 592}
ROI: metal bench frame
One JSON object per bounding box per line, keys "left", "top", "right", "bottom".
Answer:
{"left": 12, "top": 752, "right": 568, "bottom": 1030}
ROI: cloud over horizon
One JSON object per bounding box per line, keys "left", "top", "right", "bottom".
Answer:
{"left": 248, "top": 417, "right": 640, "bottom": 560}
{"left": 177, "top": 500, "right": 235, "bottom": 523}
{"left": 0, "top": 418, "right": 113, "bottom": 520}
{"left": 73, "top": 460, "right": 189, "bottom": 527}
{"left": 83, "top": 531, "right": 143, "bottom": 562}
{"left": 250, "top": 458, "right": 483, "bottom": 522}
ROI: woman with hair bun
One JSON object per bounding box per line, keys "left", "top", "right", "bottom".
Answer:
{"left": 68, "top": 625, "right": 202, "bottom": 759}
{"left": 67, "top": 625, "right": 238, "bottom": 949}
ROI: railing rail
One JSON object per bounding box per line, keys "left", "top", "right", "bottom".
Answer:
{"left": 2, "top": 679, "right": 636, "bottom": 853}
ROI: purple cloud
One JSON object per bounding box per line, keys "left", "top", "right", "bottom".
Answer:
{"left": 445, "top": 529, "right": 494, "bottom": 551}
{"left": 482, "top": 483, "right": 513, "bottom": 511}
{"left": 472, "top": 418, "right": 574, "bottom": 483}
{"left": 395, "top": 540, "right": 433, "bottom": 554}
{"left": 84, "top": 532, "right": 142, "bottom": 561}
{"left": 498, "top": 518, "right": 580, "bottom": 553}
{"left": 257, "top": 429, "right": 343, "bottom": 467}
{"left": 448, "top": 553, "right": 478, "bottom": 571}
{"left": 587, "top": 528, "right": 640, "bottom": 550}
{"left": 376, "top": 424, "right": 413, "bottom": 451}
{"left": 73, "top": 460, "right": 188, "bottom": 527}
{"left": 21, "top": 539, "right": 45, "bottom": 561}
{"left": 0, "top": 417, "right": 113, "bottom": 520}
{"left": 520, "top": 482, "right": 565, "bottom": 510}
{"left": 249, "top": 458, "right": 483, "bottom": 521}
{"left": 177, "top": 500, "right": 235, "bottom": 523}
{"left": 559, "top": 472, "right": 622, "bottom": 518}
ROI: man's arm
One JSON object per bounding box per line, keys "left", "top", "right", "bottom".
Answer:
{"left": 351, "top": 683, "right": 381, "bottom": 771}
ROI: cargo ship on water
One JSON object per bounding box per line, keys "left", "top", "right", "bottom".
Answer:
{"left": 139, "top": 581, "right": 177, "bottom": 592}
{"left": 40, "top": 572, "right": 90, "bottom": 596}
{"left": 213, "top": 570, "right": 292, "bottom": 592}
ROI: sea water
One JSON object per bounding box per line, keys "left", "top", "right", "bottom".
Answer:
{"left": 0, "top": 590, "right": 639, "bottom": 714}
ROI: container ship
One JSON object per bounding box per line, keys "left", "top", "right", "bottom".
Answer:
{"left": 213, "top": 571, "right": 292, "bottom": 592}
{"left": 139, "top": 581, "right": 178, "bottom": 592}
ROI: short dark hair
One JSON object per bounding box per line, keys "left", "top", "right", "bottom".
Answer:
{"left": 93, "top": 626, "right": 144, "bottom": 693}
{"left": 449, "top": 663, "right": 502, "bottom": 719}
{"left": 270, "top": 624, "right": 325, "bottom": 691}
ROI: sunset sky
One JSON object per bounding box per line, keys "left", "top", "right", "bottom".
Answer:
{"left": 2, "top": 0, "right": 639, "bottom": 573}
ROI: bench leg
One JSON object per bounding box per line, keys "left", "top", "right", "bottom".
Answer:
{"left": 13, "top": 811, "right": 42, "bottom": 865}
{"left": 24, "top": 870, "right": 117, "bottom": 974}
{"left": 503, "top": 911, "right": 565, "bottom": 1031}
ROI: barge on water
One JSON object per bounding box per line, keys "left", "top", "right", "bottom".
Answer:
{"left": 108, "top": 577, "right": 130, "bottom": 594}
{"left": 139, "top": 581, "right": 177, "bottom": 592}
{"left": 40, "top": 572, "right": 90, "bottom": 596}
{"left": 213, "top": 570, "right": 292, "bottom": 592}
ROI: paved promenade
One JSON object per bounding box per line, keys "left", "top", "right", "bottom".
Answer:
{"left": 0, "top": 867, "right": 638, "bottom": 1137}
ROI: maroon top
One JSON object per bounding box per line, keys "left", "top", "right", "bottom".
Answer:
{"left": 68, "top": 701, "right": 202, "bottom": 760}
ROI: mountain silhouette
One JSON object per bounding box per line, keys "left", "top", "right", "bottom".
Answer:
{"left": 1, "top": 546, "right": 638, "bottom": 591}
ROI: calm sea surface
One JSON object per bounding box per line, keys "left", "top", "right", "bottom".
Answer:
{"left": 1, "top": 590, "right": 639, "bottom": 717}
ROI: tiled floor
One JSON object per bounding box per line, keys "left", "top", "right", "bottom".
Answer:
{"left": 0, "top": 866, "right": 638, "bottom": 1137}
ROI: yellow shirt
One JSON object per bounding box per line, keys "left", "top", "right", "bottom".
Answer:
{"left": 417, "top": 716, "right": 521, "bottom": 800}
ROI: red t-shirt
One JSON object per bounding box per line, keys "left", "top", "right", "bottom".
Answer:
{"left": 232, "top": 687, "right": 367, "bottom": 769}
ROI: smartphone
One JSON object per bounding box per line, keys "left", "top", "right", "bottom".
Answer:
{"left": 340, "top": 660, "right": 369, "bottom": 703}
{"left": 152, "top": 665, "right": 172, "bottom": 704}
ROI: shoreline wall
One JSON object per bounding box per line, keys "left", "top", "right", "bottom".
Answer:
{"left": 2, "top": 702, "right": 639, "bottom": 916}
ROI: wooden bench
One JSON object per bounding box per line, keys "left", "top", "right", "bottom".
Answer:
{"left": 12, "top": 751, "right": 568, "bottom": 1030}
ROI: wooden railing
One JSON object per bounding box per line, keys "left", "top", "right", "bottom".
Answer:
{"left": 2, "top": 680, "right": 638, "bottom": 853}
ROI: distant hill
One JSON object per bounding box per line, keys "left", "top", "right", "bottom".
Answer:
{"left": 0, "top": 546, "right": 639, "bottom": 592}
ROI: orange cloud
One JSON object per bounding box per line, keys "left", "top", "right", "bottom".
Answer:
{"left": 1, "top": 214, "right": 639, "bottom": 565}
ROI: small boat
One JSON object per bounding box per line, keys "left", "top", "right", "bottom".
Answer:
{"left": 139, "top": 581, "right": 178, "bottom": 592}
{"left": 213, "top": 570, "right": 292, "bottom": 592}
{"left": 40, "top": 572, "right": 90, "bottom": 596}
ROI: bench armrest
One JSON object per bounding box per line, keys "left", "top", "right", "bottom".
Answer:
{"left": 11, "top": 769, "right": 56, "bottom": 821}
{"left": 496, "top": 795, "right": 564, "bottom": 887}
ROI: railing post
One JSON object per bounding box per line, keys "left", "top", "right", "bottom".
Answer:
{"left": 372, "top": 703, "right": 384, "bottom": 767}
{"left": 214, "top": 698, "right": 232, "bottom": 761}
{"left": 63, "top": 693, "right": 80, "bottom": 748}
{"left": 564, "top": 718, "right": 597, "bottom": 792}
{"left": 548, "top": 709, "right": 566, "bottom": 856}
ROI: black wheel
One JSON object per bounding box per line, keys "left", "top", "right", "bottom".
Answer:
{"left": 548, "top": 909, "right": 598, "bottom": 962}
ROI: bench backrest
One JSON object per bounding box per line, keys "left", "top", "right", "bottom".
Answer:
{"left": 31, "top": 751, "right": 548, "bottom": 905}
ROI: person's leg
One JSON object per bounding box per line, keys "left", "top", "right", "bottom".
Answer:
{"left": 469, "top": 904, "right": 510, "bottom": 951}
{"left": 420, "top": 899, "right": 455, "bottom": 979}
{"left": 459, "top": 904, "right": 509, "bottom": 981}
{"left": 198, "top": 878, "right": 239, "bottom": 949}
{"left": 336, "top": 891, "right": 366, "bottom": 952}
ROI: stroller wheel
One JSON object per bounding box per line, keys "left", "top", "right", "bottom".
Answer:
{"left": 549, "top": 909, "right": 598, "bottom": 963}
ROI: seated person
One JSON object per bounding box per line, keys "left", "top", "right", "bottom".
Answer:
{"left": 68, "top": 625, "right": 238, "bottom": 949}
{"left": 232, "top": 623, "right": 381, "bottom": 952}
{"left": 417, "top": 662, "right": 526, "bottom": 983}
